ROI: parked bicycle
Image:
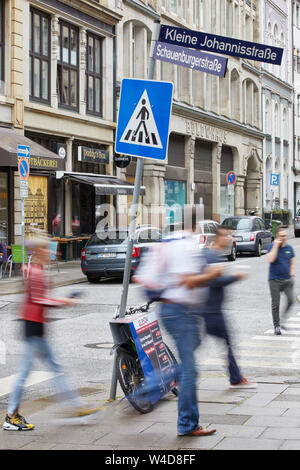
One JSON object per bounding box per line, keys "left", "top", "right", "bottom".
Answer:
{"left": 111, "top": 300, "right": 178, "bottom": 414}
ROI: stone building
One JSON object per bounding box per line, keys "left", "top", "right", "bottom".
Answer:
{"left": 261, "top": 0, "right": 294, "bottom": 216}
{"left": 293, "top": 0, "right": 300, "bottom": 215}
{"left": 0, "top": 0, "right": 126, "bottom": 247}
{"left": 117, "top": 0, "right": 264, "bottom": 225}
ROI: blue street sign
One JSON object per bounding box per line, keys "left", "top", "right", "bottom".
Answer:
{"left": 115, "top": 78, "right": 173, "bottom": 161}
{"left": 159, "top": 25, "right": 283, "bottom": 65}
{"left": 270, "top": 173, "right": 280, "bottom": 186}
{"left": 17, "top": 145, "right": 30, "bottom": 158}
{"left": 18, "top": 157, "right": 30, "bottom": 181}
{"left": 226, "top": 171, "right": 236, "bottom": 185}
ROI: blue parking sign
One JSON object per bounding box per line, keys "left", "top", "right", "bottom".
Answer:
{"left": 270, "top": 173, "right": 280, "bottom": 186}
{"left": 115, "top": 79, "right": 173, "bottom": 161}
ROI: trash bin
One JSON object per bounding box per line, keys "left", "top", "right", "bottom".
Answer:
{"left": 271, "top": 219, "right": 282, "bottom": 238}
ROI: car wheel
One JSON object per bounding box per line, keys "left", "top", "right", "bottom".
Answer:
{"left": 255, "top": 241, "right": 262, "bottom": 257}
{"left": 295, "top": 231, "right": 300, "bottom": 238}
{"left": 87, "top": 275, "right": 100, "bottom": 283}
{"left": 227, "top": 244, "right": 236, "bottom": 261}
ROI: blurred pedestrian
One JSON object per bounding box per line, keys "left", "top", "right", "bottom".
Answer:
{"left": 267, "top": 226, "right": 295, "bottom": 335}
{"left": 3, "top": 237, "right": 99, "bottom": 431}
{"left": 157, "top": 209, "right": 223, "bottom": 437}
{"left": 183, "top": 226, "right": 256, "bottom": 389}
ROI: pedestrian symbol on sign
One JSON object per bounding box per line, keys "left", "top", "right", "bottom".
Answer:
{"left": 120, "top": 90, "right": 163, "bottom": 149}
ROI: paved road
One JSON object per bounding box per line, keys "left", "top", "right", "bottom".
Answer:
{"left": 1, "top": 237, "right": 300, "bottom": 409}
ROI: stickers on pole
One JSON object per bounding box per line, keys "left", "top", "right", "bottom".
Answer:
{"left": 115, "top": 78, "right": 173, "bottom": 162}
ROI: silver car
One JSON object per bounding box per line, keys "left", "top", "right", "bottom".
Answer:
{"left": 196, "top": 220, "right": 237, "bottom": 261}
{"left": 222, "top": 216, "right": 273, "bottom": 256}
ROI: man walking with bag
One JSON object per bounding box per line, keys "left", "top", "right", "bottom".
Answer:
{"left": 267, "top": 226, "right": 295, "bottom": 335}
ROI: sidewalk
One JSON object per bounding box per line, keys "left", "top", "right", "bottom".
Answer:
{"left": 2, "top": 372, "right": 300, "bottom": 450}
{"left": 0, "top": 261, "right": 86, "bottom": 295}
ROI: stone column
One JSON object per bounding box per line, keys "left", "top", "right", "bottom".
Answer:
{"left": 212, "top": 142, "right": 222, "bottom": 222}
{"left": 235, "top": 176, "right": 245, "bottom": 216}
{"left": 11, "top": 0, "right": 24, "bottom": 128}
{"left": 79, "top": 28, "right": 87, "bottom": 115}
{"left": 51, "top": 15, "right": 59, "bottom": 109}
{"left": 65, "top": 138, "right": 73, "bottom": 236}
{"left": 143, "top": 163, "right": 166, "bottom": 228}
{"left": 185, "top": 135, "right": 195, "bottom": 205}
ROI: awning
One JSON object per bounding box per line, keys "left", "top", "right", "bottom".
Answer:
{"left": 0, "top": 127, "right": 65, "bottom": 170}
{"left": 61, "top": 172, "right": 146, "bottom": 196}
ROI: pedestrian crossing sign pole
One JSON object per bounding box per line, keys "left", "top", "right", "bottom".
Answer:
{"left": 115, "top": 78, "right": 173, "bottom": 161}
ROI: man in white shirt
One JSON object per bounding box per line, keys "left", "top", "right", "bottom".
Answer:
{"left": 159, "top": 210, "right": 222, "bottom": 437}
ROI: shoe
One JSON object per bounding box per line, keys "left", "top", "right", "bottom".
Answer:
{"left": 229, "top": 378, "right": 257, "bottom": 389}
{"left": 3, "top": 414, "right": 35, "bottom": 431}
{"left": 178, "top": 426, "right": 216, "bottom": 437}
{"left": 274, "top": 326, "right": 282, "bottom": 335}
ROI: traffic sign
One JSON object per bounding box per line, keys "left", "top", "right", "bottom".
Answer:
{"left": 20, "top": 180, "right": 28, "bottom": 198}
{"left": 17, "top": 145, "right": 30, "bottom": 159}
{"left": 18, "top": 157, "right": 30, "bottom": 181}
{"left": 114, "top": 153, "right": 131, "bottom": 169}
{"left": 270, "top": 173, "right": 280, "bottom": 186}
{"left": 226, "top": 171, "right": 236, "bottom": 185}
{"left": 115, "top": 78, "right": 173, "bottom": 161}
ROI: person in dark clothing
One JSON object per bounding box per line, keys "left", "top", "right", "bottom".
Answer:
{"left": 266, "top": 226, "right": 295, "bottom": 335}
{"left": 182, "top": 226, "right": 257, "bottom": 389}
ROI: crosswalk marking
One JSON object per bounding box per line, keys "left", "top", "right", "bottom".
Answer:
{"left": 0, "top": 371, "right": 59, "bottom": 398}
{"left": 202, "top": 313, "right": 300, "bottom": 373}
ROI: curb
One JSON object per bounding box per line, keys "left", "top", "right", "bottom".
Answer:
{"left": 0, "top": 277, "right": 87, "bottom": 296}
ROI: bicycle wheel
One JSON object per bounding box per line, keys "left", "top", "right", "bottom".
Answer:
{"left": 116, "top": 350, "right": 154, "bottom": 414}
{"left": 164, "top": 343, "right": 179, "bottom": 397}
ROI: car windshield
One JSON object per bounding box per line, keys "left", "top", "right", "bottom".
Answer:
{"left": 222, "top": 218, "right": 251, "bottom": 231}
{"left": 87, "top": 230, "right": 128, "bottom": 246}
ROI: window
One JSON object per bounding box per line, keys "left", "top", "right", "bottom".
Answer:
{"left": 297, "top": 95, "right": 300, "bottom": 117}
{"left": 0, "top": 0, "right": 4, "bottom": 90}
{"left": 193, "top": 0, "right": 199, "bottom": 26}
{"left": 29, "top": 8, "right": 51, "bottom": 103}
{"left": 200, "top": 0, "right": 206, "bottom": 29}
{"left": 170, "top": 0, "right": 178, "bottom": 14}
{"left": 57, "top": 21, "right": 79, "bottom": 110}
{"left": 86, "top": 32, "right": 102, "bottom": 116}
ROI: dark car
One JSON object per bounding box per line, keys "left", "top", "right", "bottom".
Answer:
{"left": 222, "top": 216, "right": 273, "bottom": 256}
{"left": 81, "top": 226, "right": 162, "bottom": 283}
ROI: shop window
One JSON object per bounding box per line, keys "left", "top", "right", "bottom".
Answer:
{"left": 29, "top": 8, "right": 51, "bottom": 103}
{"left": 0, "top": 0, "right": 4, "bottom": 91}
{"left": 0, "top": 172, "right": 8, "bottom": 244}
{"left": 86, "top": 32, "right": 103, "bottom": 116}
{"left": 24, "top": 176, "right": 48, "bottom": 235}
{"left": 57, "top": 21, "right": 79, "bottom": 110}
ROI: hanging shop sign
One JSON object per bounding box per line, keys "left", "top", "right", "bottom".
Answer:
{"left": 78, "top": 146, "right": 109, "bottom": 164}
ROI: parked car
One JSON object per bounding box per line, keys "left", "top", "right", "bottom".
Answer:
{"left": 221, "top": 216, "right": 273, "bottom": 256}
{"left": 294, "top": 209, "right": 300, "bottom": 237}
{"left": 81, "top": 226, "right": 162, "bottom": 283}
{"left": 163, "top": 220, "right": 237, "bottom": 261}
{"left": 196, "top": 220, "right": 237, "bottom": 261}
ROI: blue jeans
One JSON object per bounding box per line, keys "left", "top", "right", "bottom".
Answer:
{"left": 204, "top": 312, "right": 243, "bottom": 385}
{"left": 160, "top": 303, "right": 201, "bottom": 435}
{"left": 8, "top": 336, "right": 82, "bottom": 415}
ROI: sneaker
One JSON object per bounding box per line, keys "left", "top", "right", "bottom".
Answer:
{"left": 229, "top": 378, "right": 257, "bottom": 389}
{"left": 274, "top": 326, "right": 282, "bottom": 335}
{"left": 3, "top": 414, "right": 35, "bottom": 431}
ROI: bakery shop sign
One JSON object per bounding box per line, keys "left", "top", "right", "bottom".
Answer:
{"left": 17, "top": 155, "right": 64, "bottom": 170}
{"left": 78, "top": 146, "right": 109, "bottom": 164}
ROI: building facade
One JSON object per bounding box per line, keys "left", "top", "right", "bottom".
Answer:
{"left": 261, "top": 0, "right": 294, "bottom": 217}
{"left": 293, "top": 0, "right": 300, "bottom": 215}
{"left": 116, "top": 0, "right": 265, "bottom": 226}
{"left": 0, "top": 0, "right": 123, "bottom": 247}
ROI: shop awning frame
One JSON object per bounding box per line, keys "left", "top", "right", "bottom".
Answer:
{"left": 58, "top": 172, "right": 146, "bottom": 196}
{"left": 0, "top": 127, "right": 65, "bottom": 170}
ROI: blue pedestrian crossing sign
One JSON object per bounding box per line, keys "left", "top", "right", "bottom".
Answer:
{"left": 115, "top": 78, "right": 173, "bottom": 161}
